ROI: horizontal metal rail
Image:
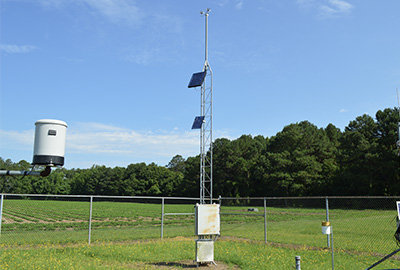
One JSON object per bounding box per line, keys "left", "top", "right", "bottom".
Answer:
{"left": 221, "top": 212, "right": 264, "bottom": 217}
{"left": 220, "top": 196, "right": 400, "bottom": 200}
{"left": 164, "top": 213, "right": 194, "bottom": 216}
{"left": 0, "top": 193, "right": 202, "bottom": 201}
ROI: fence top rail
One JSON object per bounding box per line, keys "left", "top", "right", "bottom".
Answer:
{"left": 219, "top": 196, "right": 400, "bottom": 200}
{"left": 0, "top": 193, "right": 202, "bottom": 201}
{"left": 2, "top": 194, "right": 400, "bottom": 200}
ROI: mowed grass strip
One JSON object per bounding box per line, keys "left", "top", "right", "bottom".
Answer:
{"left": 1, "top": 237, "right": 399, "bottom": 269}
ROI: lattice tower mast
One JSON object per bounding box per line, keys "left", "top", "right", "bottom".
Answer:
{"left": 200, "top": 8, "right": 213, "bottom": 204}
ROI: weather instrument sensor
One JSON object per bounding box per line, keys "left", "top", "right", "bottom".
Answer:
{"left": 0, "top": 119, "right": 67, "bottom": 178}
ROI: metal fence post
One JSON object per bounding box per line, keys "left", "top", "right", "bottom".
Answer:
{"left": 161, "top": 197, "right": 164, "bottom": 239}
{"left": 331, "top": 227, "right": 335, "bottom": 270}
{"left": 264, "top": 197, "right": 267, "bottom": 244}
{"left": 0, "top": 194, "right": 4, "bottom": 236}
{"left": 88, "top": 196, "right": 93, "bottom": 244}
{"left": 325, "top": 196, "right": 330, "bottom": 247}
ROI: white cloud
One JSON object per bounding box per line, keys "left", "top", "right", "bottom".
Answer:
{"left": 235, "top": 0, "right": 244, "bottom": 10}
{"left": 28, "top": 0, "right": 144, "bottom": 26}
{"left": 297, "top": 0, "right": 354, "bottom": 19}
{"left": 340, "top": 108, "right": 348, "bottom": 113}
{"left": 319, "top": 0, "right": 353, "bottom": 18}
{"left": 330, "top": 0, "right": 353, "bottom": 12}
{"left": 0, "top": 122, "right": 200, "bottom": 167}
{"left": 67, "top": 127, "right": 199, "bottom": 156}
{"left": 1, "top": 122, "right": 235, "bottom": 167}
{"left": 73, "top": 122, "right": 127, "bottom": 132}
{"left": 0, "top": 44, "right": 37, "bottom": 54}
{"left": 0, "top": 129, "right": 34, "bottom": 150}
{"left": 66, "top": 124, "right": 203, "bottom": 167}
{"left": 82, "top": 0, "right": 144, "bottom": 26}
{"left": 216, "top": 0, "right": 229, "bottom": 7}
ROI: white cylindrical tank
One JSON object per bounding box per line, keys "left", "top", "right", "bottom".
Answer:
{"left": 321, "top": 221, "right": 331, "bottom": 235}
{"left": 32, "top": 119, "right": 67, "bottom": 166}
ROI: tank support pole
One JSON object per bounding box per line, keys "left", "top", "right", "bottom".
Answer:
{"left": 161, "top": 197, "right": 164, "bottom": 238}
{"left": 0, "top": 194, "right": 4, "bottom": 236}
{"left": 88, "top": 196, "right": 93, "bottom": 244}
{"left": 0, "top": 167, "right": 51, "bottom": 177}
{"left": 326, "top": 197, "right": 330, "bottom": 247}
{"left": 0, "top": 170, "right": 41, "bottom": 176}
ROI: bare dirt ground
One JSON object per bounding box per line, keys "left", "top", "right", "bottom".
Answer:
{"left": 118, "top": 260, "right": 240, "bottom": 269}
{"left": 147, "top": 260, "right": 240, "bottom": 269}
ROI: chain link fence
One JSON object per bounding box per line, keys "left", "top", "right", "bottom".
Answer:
{"left": 219, "top": 196, "right": 400, "bottom": 269}
{"left": 1, "top": 194, "right": 400, "bottom": 268}
{"left": 0, "top": 194, "right": 200, "bottom": 246}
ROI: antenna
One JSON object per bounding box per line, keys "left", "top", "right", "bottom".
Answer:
{"left": 200, "top": 8, "right": 211, "bottom": 66}
{"left": 397, "top": 88, "right": 400, "bottom": 117}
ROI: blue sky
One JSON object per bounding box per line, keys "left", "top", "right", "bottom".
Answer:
{"left": 1, "top": 0, "right": 400, "bottom": 169}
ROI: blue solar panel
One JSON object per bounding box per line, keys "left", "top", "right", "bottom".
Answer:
{"left": 192, "top": 116, "right": 205, "bottom": 129}
{"left": 188, "top": 71, "right": 206, "bottom": 88}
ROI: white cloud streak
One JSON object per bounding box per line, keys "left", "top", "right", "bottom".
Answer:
{"left": 0, "top": 122, "right": 203, "bottom": 167}
{"left": 82, "top": 0, "right": 144, "bottom": 26}
{"left": 235, "top": 0, "right": 244, "bottom": 10}
{"left": 319, "top": 0, "right": 353, "bottom": 18}
{"left": 67, "top": 126, "right": 199, "bottom": 156}
{"left": 0, "top": 130, "right": 34, "bottom": 150}
{"left": 0, "top": 44, "right": 37, "bottom": 54}
{"left": 27, "top": 0, "right": 144, "bottom": 26}
{"left": 297, "top": 0, "right": 354, "bottom": 19}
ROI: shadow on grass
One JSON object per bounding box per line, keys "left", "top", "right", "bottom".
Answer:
{"left": 152, "top": 261, "right": 197, "bottom": 268}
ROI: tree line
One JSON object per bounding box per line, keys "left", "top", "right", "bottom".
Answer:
{"left": 1, "top": 107, "right": 399, "bottom": 197}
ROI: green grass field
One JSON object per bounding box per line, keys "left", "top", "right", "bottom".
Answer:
{"left": 1, "top": 198, "right": 399, "bottom": 269}
{"left": 1, "top": 237, "right": 399, "bottom": 269}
